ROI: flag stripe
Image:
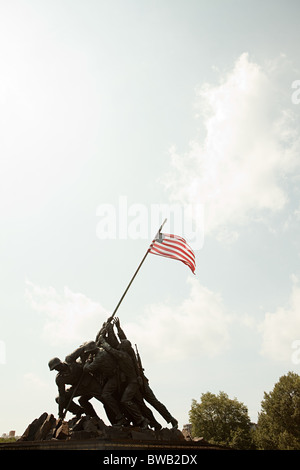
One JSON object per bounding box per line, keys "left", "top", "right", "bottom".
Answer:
{"left": 151, "top": 233, "right": 195, "bottom": 265}
{"left": 148, "top": 232, "right": 196, "bottom": 273}
{"left": 149, "top": 245, "right": 196, "bottom": 272}
{"left": 151, "top": 239, "right": 195, "bottom": 268}
{"left": 160, "top": 235, "right": 195, "bottom": 264}
{"left": 149, "top": 246, "right": 196, "bottom": 273}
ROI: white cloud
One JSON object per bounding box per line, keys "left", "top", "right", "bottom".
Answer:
{"left": 25, "top": 280, "right": 107, "bottom": 346}
{"left": 124, "top": 277, "right": 232, "bottom": 362}
{"left": 259, "top": 275, "right": 300, "bottom": 363}
{"left": 26, "top": 278, "right": 232, "bottom": 361}
{"left": 23, "top": 372, "right": 48, "bottom": 390}
{"left": 163, "top": 53, "right": 300, "bottom": 241}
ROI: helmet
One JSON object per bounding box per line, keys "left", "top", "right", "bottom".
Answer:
{"left": 119, "top": 339, "right": 132, "bottom": 351}
{"left": 48, "top": 357, "right": 62, "bottom": 371}
{"left": 83, "top": 341, "right": 97, "bottom": 353}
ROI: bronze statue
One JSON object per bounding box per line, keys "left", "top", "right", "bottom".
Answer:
{"left": 48, "top": 315, "right": 178, "bottom": 430}
{"left": 113, "top": 317, "right": 178, "bottom": 428}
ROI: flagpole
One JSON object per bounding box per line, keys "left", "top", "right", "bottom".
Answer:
{"left": 110, "top": 218, "right": 167, "bottom": 319}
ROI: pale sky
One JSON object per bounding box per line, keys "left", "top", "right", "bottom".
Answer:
{"left": 1, "top": 0, "right": 300, "bottom": 435}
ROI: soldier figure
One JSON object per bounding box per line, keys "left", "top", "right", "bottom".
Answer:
{"left": 113, "top": 317, "right": 178, "bottom": 429}
{"left": 48, "top": 349, "right": 104, "bottom": 420}
{"left": 98, "top": 335, "right": 149, "bottom": 429}
{"left": 82, "top": 340, "right": 128, "bottom": 426}
{"left": 95, "top": 322, "right": 161, "bottom": 429}
{"left": 48, "top": 357, "right": 84, "bottom": 419}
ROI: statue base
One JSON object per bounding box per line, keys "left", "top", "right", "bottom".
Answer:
{"left": 0, "top": 412, "right": 227, "bottom": 451}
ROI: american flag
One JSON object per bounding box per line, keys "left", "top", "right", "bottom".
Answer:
{"left": 148, "top": 232, "right": 196, "bottom": 274}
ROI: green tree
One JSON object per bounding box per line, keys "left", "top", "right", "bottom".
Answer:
{"left": 254, "top": 372, "right": 300, "bottom": 450}
{"left": 189, "top": 391, "right": 253, "bottom": 449}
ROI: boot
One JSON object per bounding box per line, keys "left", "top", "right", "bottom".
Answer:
{"left": 170, "top": 417, "right": 178, "bottom": 429}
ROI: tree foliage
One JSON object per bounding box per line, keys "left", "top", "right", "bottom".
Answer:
{"left": 254, "top": 372, "right": 300, "bottom": 450}
{"left": 189, "top": 372, "right": 300, "bottom": 450}
{"left": 189, "top": 391, "right": 253, "bottom": 449}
